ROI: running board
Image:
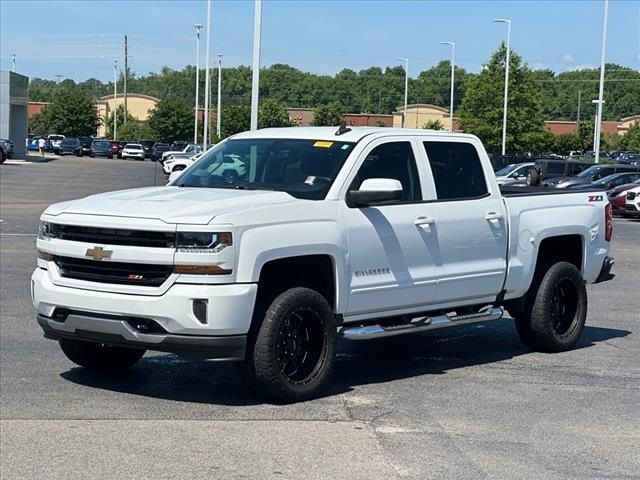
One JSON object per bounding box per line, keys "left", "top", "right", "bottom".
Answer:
{"left": 339, "top": 307, "right": 504, "bottom": 341}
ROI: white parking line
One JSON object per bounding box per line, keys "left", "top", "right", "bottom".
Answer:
{"left": 0, "top": 233, "right": 37, "bottom": 236}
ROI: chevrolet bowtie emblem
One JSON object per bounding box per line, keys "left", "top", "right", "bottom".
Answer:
{"left": 85, "top": 246, "right": 113, "bottom": 261}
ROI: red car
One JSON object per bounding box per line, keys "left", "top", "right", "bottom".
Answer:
{"left": 608, "top": 179, "right": 640, "bottom": 215}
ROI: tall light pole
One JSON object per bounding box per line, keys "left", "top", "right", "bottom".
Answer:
{"left": 203, "top": 1, "right": 212, "bottom": 149}
{"left": 594, "top": 0, "right": 609, "bottom": 164}
{"left": 592, "top": 99, "right": 605, "bottom": 152}
{"left": 398, "top": 58, "right": 408, "bottom": 128}
{"left": 440, "top": 41, "right": 455, "bottom": 131}
{"left": 113, "top": 59, "right": 117, "bottom": 141}
{"left": 217, "top": 53, "right": 223, "bottom": 139}
{"left": 494, "top": 18, "right": 511, "bottom": 156}
{"left": 11, "top": 53, "right": 16, "bottom": 72}
{"left": 250, "top": 0, "right": 263, "bottom": 131}
{"left": 194, "top": 24, "right": 203, "bottom": 145}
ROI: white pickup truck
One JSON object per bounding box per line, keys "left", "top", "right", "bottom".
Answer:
{"left": 32, "top": 126, "right": 615, "bottom": 402}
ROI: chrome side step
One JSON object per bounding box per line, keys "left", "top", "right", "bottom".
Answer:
{"left": 339, "top": 307, "right": 504, "bottom": 341}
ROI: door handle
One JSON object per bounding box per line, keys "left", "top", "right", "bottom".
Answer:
{"left": 414, "top": 216, "right": 435, "bottom": 227}
{"left": 485, "top": 212, "right": 504, "bottom": 221}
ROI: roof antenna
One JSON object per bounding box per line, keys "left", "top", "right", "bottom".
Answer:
{"left": 335, "top": 121, "right": 352, "bottom": 136}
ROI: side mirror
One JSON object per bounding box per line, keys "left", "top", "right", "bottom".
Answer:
{"left": 168, "top": 170, "right": 183, "bottom": 184}
{"left": 347, "top": 178, "right": 403, "bottom": 208}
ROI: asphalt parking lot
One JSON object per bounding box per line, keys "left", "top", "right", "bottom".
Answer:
{"left": 1, "top": 155, "right": 639, "bottom": 480}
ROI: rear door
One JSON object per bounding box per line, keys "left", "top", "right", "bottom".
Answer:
{"left": 421, "top": 139, "right": 508, "bottom": 304}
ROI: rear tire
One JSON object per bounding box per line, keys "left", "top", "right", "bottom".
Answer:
{"left": 527, "top": 168, "right": 540, "bottom": 186}
{"left": 243, "top": 287, "right": 336, "bottom": 402}
{"left": 514, "top": 262, "right": 587, "bottom": 352}
{"left": 59, "top": 338, "right": 145, "bottom": 370}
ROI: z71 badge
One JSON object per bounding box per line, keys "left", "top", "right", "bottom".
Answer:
{"left": 588, "top": 195, "right": 603, "bottom": 202}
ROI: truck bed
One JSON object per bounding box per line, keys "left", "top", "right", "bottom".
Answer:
{"left": 500, "top": 185, "right": 604, "bottom": 197}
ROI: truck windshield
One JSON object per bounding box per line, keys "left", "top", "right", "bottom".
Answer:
{"left": 175, "top": 138, "right": 356, "bottom": 200}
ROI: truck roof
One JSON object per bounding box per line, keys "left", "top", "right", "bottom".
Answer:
{"left": 230, "top": 126, "right": 475, "bottom": 143}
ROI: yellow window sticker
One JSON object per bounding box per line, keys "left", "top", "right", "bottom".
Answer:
{"left": 313, "top": 141, "right": 334, "bottom": 148}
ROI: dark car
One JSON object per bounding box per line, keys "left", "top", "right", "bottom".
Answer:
{"left": 152, "top": 143, "right": 170, "bottom": 161}
{"left": 55, "top": 138, "right": 81, "bottom": 156}
{"left": 542, "top": 164, "right": 640, "bottom": 188}
{"left": 568, "top": 172, "right": 640, "bottom": 191}
{"left": 138, "top": 139, "right": 155, "bottom": 158}
{"left": 526, "top": 159, "right": 591, "bottom": 186}
{"left": 170, "top": 141, "right": 187, "bottom": 152}
{"left": 77, "top": 137, "right": 93, "bottom": 156}
{"left": 608, "top": 179, "right": 640, "bottom": 215}
{"left": 90, "top": 140, "right": 113, "bottom": 158}
{"left": 0, "top": 138, "right": 14, "bottom": 162}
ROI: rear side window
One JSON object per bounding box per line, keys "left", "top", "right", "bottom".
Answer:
{"left": 423, "top": 141, "right": 488, "bottom": 200}
{"left": 545, "top": 162, "right": 566, "bottom": 174}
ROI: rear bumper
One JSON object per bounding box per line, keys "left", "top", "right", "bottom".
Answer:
{"left": 594, "top": 256, "right": 615, "bottom": 284}
{"left": 37, "top": 313, "right": 246, "bottom": 360}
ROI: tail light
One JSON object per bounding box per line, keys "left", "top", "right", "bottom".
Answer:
{"left": 605, "top": 202, "right": 612, "bottom": 242}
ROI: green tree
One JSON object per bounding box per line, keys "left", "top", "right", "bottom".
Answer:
{"left": 624, "top": 121, "right": 640, "bottom": 151}
{"left": 147, "top": 98, "right": 193, "bottom": 142}
{"left": 423, "top": 119, "right": 444, "bottom": 130}
{"left": 459, "top": 44, "right": 546, "bottom": 154}
{"left": 115, "top": 121, "right": 155, "bottom": 142}
{"left": 104, "top": 105, "right": 137, "bottom": 139}
{"left": 221, "top": 105, "right": 251, "bottom": 138}
{"left": 259, "top": 99, "right": 293, "bottom": 128}
{"left": 30, "top": 88, "right": 100, "bottom": 136}
{"left": 311, "top": 101, "right": 344, "bottom": 126}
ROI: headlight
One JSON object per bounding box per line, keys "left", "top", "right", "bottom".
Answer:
{"left": 38, "top": 221, "right": 56, "bottom": 240}
{"left": 175, "top": 232, "right": 232, "bottom": 252}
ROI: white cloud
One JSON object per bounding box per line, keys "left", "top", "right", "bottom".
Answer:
{"left": 562, "top": 53, "right": 575, "bottom": 64}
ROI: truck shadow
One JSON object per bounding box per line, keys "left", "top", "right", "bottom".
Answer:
{"left": 60, "top": 321, "right": 630, "bottom": 405}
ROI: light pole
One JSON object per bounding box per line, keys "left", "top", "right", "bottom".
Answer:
{"left": 217, "top": 53, "right": 223, "bottom": 139}
{"left": 592, "top": 99, "right": 605, "bottom": 152}
{"left": 194, "top": 24, "right": 203, "bottom": 145}
{"left": 440, "top": 41, "right": 455, "bottom": 131}
{"left": 250, "top": 0, "right": 263, "bottom": 131}
{"left": 113, "top": 59, "right": 117, "bottom": 140}
{"left": 398, "top": 58, "right": 408, "bottom": 128}
{"left": 203, "top": 1, "right": 212, "bottom": 149}
{"left": 594, "top": 0, "right": 609, "bottom": 164}
{"left": 494, "top": 18, "right": 511, "bottom": 156}
{"left": 11, "top": 53, "right": 16, "bottom": 72}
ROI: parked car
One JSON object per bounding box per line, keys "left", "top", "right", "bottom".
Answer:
{"left": 567, "top": 172, "right": 640, "bottom": 191}
{"left": 170, "top": 141, "right": 188, "bottom": 152}
{"left": 32, "top": 127, "right": 615, "bottom": 402}
{"left": 608, "top": 180, "right": 640, "bottom": 215}
{"left": 494, "top": 162, "right": 535, "bottom": 186}
{"left": 122, "top": 143, "right": 145, "bottom": 160}
{"left": 162, "top": 151, "right": 206, "bottom": 174}
{"left": 109, "top": 141, "right": 121, "bottom": 157}
{"left": 47, "top": 134, "right": 65, "bottom": 150}
{"left": 542, "top": 164, "right": 640, "bottom": 188}
{"left": 151, "top": 143, "right": 170, "bottom": 161}
{"left": 90, "top": 140, "right": 113, "bottom": 158}
{"left": 138, "top": 139, "right": 155, "bottom": 158}
{"left": 161, "top": 143, "right": 205, "bottom": 162}
{"left": 625, "top": 186, "right": 640, "bottom": 218}
{"left": 0, "top": 138, "right": 14, "bottom": 163}
{"left": 526, "top": 159, "right": 591, "bottom": 186}
{"left": 55, "top": 138, "right": 81, "bottom": 156}
{"left": 77, "top": 137, "right": 93, "bottom": 156}
{"left": 27, "top": 136, "right": 51, "bottom": 152}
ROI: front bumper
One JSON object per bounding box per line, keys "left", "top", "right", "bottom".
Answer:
{"left": 32, "top": 267, "right": 257, "bottom": 357}
{"left": 625, "top": 203, "right": 640, "bottom": 216}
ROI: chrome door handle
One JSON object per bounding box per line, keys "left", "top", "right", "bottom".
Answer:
{"left": 414, "top": 216, "right": 435, "bottom": 227}
{"left": 485, "top": 212, "right": 504, "bottom": 221}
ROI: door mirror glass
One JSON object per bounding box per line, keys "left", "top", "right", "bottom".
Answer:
{"left": 348, "top": 178, "right": 403, "bottom": 208}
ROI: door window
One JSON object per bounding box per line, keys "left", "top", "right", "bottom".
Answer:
{"left": 422, "top": 141, "right": 488, "bottom": 200}
{"left": 546, "top": 162, "right": 566, "bottom": 175}
{"left": 351, "top": 142, "right": 422, "bottom": 202}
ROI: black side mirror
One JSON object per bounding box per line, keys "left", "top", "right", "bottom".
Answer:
{"left": 346, "top": 178, "right": 403, "bottom": 208}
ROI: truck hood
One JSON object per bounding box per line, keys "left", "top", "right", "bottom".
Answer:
{"left": 46, "top": 186, "right": 297, "bottom": 224}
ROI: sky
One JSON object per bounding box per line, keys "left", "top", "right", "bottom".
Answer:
{"left": 0, "top": 0, "right": 638, "bottom": 82}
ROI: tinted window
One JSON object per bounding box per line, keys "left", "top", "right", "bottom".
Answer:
{"left": 545, "top": 162, "right": 566, "bottom": 175}
{"left": 423, "top": 141, "right": 487, "bottom": 200}
{"left": 351, "top": 142, "right": 422, "bottom": 202}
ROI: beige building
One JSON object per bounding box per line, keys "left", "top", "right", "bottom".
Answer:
{"left": 392, "top": 104, "right": 453, "bottom": 130}
{"left": 618, "top": 115, "right": 640, "bottom": 136}
{"left": 95, "top": 93, "right": 160, "bottom": 137}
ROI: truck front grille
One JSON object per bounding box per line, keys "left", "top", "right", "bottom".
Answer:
{"left": 50, "top": 224, "right": 175, "bottom": 248}
{"left": 54, "top": 255, "right": 173, "bottom": 287}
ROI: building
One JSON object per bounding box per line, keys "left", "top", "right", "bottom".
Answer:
{"left": 28, "top": 101, "right": 49, "bottom": 120}
{"left": 618, "top": 115, "right": 640, "bottom": 136}
{"left": 342, "top": 113, "right": 394, "bottom": 127}
{"left": 392, "top": 104, "right": 454, "bottom": 131}
{"left": 545, "top": 119, "right": 628, "bottom": 136}
{"left": 0, "top": 71, "right": 28, "bottom": 157}
{"left": 95, "top": 93, "right": 160, "bottom": 137}
{"left": 287, "top": 107, "right": 315, "bottom": 127}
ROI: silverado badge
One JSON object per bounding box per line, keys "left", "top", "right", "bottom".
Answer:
{"left": 85, "top": 246, "right": 113, "bottom": 261}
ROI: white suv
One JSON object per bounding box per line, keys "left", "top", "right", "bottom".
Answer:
{"left": 625, "top": 186, "right": 640, "bottom": 217}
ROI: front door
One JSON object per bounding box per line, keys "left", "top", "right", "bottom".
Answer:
{"left": 341, "top": 140, "right": 439, "bottom": 317}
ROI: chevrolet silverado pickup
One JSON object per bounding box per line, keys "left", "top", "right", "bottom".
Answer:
{"left": 32, "top": 126, "right": 615, "bottom": 402}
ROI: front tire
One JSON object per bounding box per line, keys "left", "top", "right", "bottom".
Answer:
{"left": 59, "top": 338, "right": 145, "bottom": 370}
{"left": 514, "top": 262, "right": 587, "bottom": 352}
{"left": 244, "top": 287, "right": 336, "bottom": 402}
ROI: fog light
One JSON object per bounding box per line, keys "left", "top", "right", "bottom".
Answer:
{"left": 193, "top": 299, "right": 208, "bottom": 324}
